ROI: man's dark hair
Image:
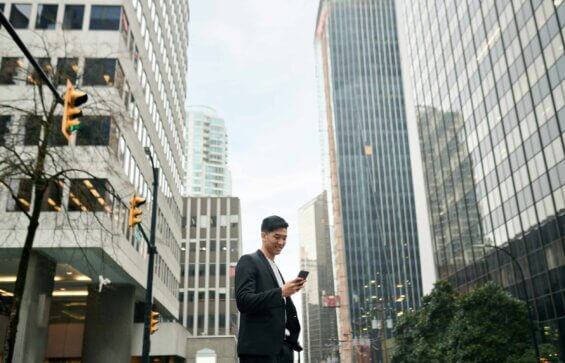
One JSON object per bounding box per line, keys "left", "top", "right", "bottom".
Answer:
{"left": 261, "top": 215, "right": 289, "bottom": 232}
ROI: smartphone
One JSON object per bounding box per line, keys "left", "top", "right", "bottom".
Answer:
{"left": 298, "top": 270, "right": 309, "bottom": 279}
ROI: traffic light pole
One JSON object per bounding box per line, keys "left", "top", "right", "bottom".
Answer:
{"left": 141, "top": 149, "right": 159, "bottom": 363}
{"left": 0, "top": 10, "right": 63, "bottom": 104}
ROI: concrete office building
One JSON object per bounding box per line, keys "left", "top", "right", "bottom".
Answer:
{"left": 185, "top": 106, "right": 231, "bottom": 197}
{"left": 399, "top": 0, "right": 565, "bottom": 353}
{"left": 180, "top": 196, "right": 241, "bottom": 341}
{"left": 298, "top": 191, "right": 339, "bottom": 363}
{"left": 0, "top": 0, "right": 188, "bottom": 361}
{"left": 315, "top": 0, "right": 425, "bottom": 360}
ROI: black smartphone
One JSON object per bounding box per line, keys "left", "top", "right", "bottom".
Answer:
{"left": 298, "top": 270, "right": 309, "bottom": 279}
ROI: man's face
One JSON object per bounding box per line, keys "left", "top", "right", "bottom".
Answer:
{"left": 261, "top": 227, "right": 288, "bottom": 257}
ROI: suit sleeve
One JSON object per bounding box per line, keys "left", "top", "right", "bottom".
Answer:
{"left": 235, "top": 255, "right": 284, "bottom": 314}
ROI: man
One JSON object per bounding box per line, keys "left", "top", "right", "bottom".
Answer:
{"left": 235, "top": 215, "right": 305, "bottom": 362}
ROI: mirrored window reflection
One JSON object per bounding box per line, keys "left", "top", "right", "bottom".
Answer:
{"left": 0, "top": 57, "right": 23, "bottom": 85}
{"left": 62, "top": 5, "right": 84, "bottom": 30}
{"left": 23, "top": 115, "right": 41, "bottom": 145}
{"left": 68, "top": 179, "right": 111, "bottom": 212}
{"left": 83, "top": 58, "right": 117, "bottom": 86}
{"left": 35, "top": 4, "right": 58, "bottom": 29}
{"left": 9, "top": 3, "right": 32, "bottom": 29}
{"left": 26, "top": 57, "right": 51, "bottom": 85}
{"left": 6, "top": 179, "right": 32, "bottom": 212}
{"left": 0, "top": 4, "right": 5, "bottom": 28}
{"left": 89, "top": 6, "right": 121, "bottom": 30}
{"left": 75, "top": 116, "right": 111, "bottom": 146}
{"left": 0, "top": 115, "right": 11, "bottom": 146}
{"left": 47, "top": 116, "right": 68, "bottom": 146}
{"left": 40, "top": 180, "right": 63, "bottom": 212}
{"left": 55, "top": 58, "right": 78, "bottom": 85}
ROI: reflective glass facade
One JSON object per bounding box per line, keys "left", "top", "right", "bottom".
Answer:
{"left": 401, "top": 0, "right": 565, "bottom": 352}
{"left": 316, "top": 0, "right": 423, "bottom": 355}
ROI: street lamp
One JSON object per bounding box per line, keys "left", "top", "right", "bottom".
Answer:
{"left": 478, "top": 243, "right": 540, "bottom": 362}
{"left": 141, "top": 147, "right": 159, "bottom": 363}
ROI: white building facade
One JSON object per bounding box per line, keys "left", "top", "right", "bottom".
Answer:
{"left": 0, "top": 1, "right": 189, "bottom": 361}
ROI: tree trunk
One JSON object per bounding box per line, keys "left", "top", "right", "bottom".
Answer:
{"left": 3, "top": 100, "right": 56, "bottom": 363}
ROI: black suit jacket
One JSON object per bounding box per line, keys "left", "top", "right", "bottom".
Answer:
{"left": 235, "top": 249, "right": 302, "bottom": 356}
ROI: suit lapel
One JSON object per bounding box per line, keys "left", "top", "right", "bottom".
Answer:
{"left": 255, "top": 249, "right": 279, "bottom": 288}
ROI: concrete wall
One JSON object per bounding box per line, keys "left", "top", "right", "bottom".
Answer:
{"left": 131, "top": 322, "right": 190, "bottom": 358}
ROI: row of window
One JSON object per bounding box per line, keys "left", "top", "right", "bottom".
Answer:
{"left": 0, "top": 115, "right": 111, "bottom": 147}
{"left": 7, "top": 178, "right": 111, "bottom": 213}
{"left": 2, "top": 3, "right": 122, "bottom": 31}
{"left": 131, "top": 0, "right": 187, "bottom": 110}
{"left": 125, "top": 28, "right": 184, "bottom": 204}
{"left": 128, "top": 0, "right": 186, "bottom": 161}
{"left": 0, "top": 56, "right": 120, "bottom": 87}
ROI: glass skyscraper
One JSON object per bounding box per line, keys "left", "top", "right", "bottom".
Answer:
{"left": 400, "top": 0, "right": 565, "bottom": 352}
{"left": 316, "top": 0, "right": 423, "bottom": 360}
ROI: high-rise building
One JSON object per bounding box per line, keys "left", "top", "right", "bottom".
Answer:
{"left": 315, "top": 0, "right": 424, "bottom": 360}
{"left": 399, "top": 0, "right": 565, "bottom": 352}
{"left": 0, "top": 1, "right": 188, "bottom": 361}
{"left": 179, "top": 196, "right": 241, "bottom": 338}
{"left": 185, "top": 106, "right": 231, "bottom": 197}
{"left": 298, "top": 191, "right": 339, "bottom": 363}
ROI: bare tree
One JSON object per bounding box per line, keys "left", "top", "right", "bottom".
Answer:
{"left": 0, "top": 31, "right": 142, "bottom": 362}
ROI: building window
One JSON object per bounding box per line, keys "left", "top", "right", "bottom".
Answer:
{"left": 55, "top": 58, "right": 78, "bottom": 85}
{"left": 68, "top": 179, "right": 111, "bottom": 212}
{"left": 0, "top": 4, "right": 4, "bottom": 28}
{"left": 35, "top": 4, "right": 58, "bottom": 29}
{"left": 47, "top": 116, "right": 68, "bottom": 146}
{"left": 41, "top": 180, "right": 63, "bottom": 212}
{"left": 6, "top": 179, "right": 32, "bottom": 212}
{"left": 9, "top": 4, "right": 32, "bottom": 29}
{"left": 75, "top": 116, "right": 111, "bottom": 146}
{"left": 62, "top": 5, "right": 84, "bottom": 30}
{"left": 26, "top": 57, "right": 51, "bottom": 85}
{"left": 0, "top": 115, "right": 11, "bottom": 145}
{"left": 120, "top": 10, "right": 129, "bottom": 41}
{"left": 89, "top": 6, "right": 121, "bottom": 30}
{"left": 83, "top": 58, "right": 116, "bottom": 86}
{"left": 0, "top": 57, "right": 22, "bottom": 85}
{"left": 23, "top": 115, "right": 41, "bottom": 145}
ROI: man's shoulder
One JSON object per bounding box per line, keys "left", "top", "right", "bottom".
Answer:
{"left": 237, "top": 251, "right": 260, "bottom": 264}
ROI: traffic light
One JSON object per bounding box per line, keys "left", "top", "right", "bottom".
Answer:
{"left": 128, "top": 194, "right": 146, "bottom": 228}
{"left": 150, "top": 310, "right": 160, "bottom": 334}
{"left": 61, "top": 79, "right": 88, "bottom": 141}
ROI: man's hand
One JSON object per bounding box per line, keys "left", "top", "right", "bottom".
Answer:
{"left": 282, "top": 278, "right": 306, "bottom": 297}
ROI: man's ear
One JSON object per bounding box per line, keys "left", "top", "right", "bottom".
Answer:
{"left": 260, "top": 231, "right": 266, "bottom": 241}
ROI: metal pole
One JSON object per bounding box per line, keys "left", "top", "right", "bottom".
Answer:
{"left": 0, "top": 10, "right": 64, "bottom": 104}
{"left": 141, "top": 158, "right": 159, "bottom": 363}
{"left": 485, "top": 244, "right": 540, "bottom": 362}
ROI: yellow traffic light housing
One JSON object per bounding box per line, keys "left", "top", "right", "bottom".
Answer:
{"left": 61, "top": 79, "right": 88, "bottom": 141}
{"left": 150, "top": 310, "right": 160, "bottom": 334}
{"left": 128, "top": 194, "right": 146, "bottom": 228}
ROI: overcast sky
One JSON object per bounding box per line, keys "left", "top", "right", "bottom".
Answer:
{"left": 186, "top": 0, "right": 322, "bottom": 284}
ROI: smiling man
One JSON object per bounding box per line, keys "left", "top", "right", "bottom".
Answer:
{"left": 235, "top": 215, "right": 304, "bottom": 362}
